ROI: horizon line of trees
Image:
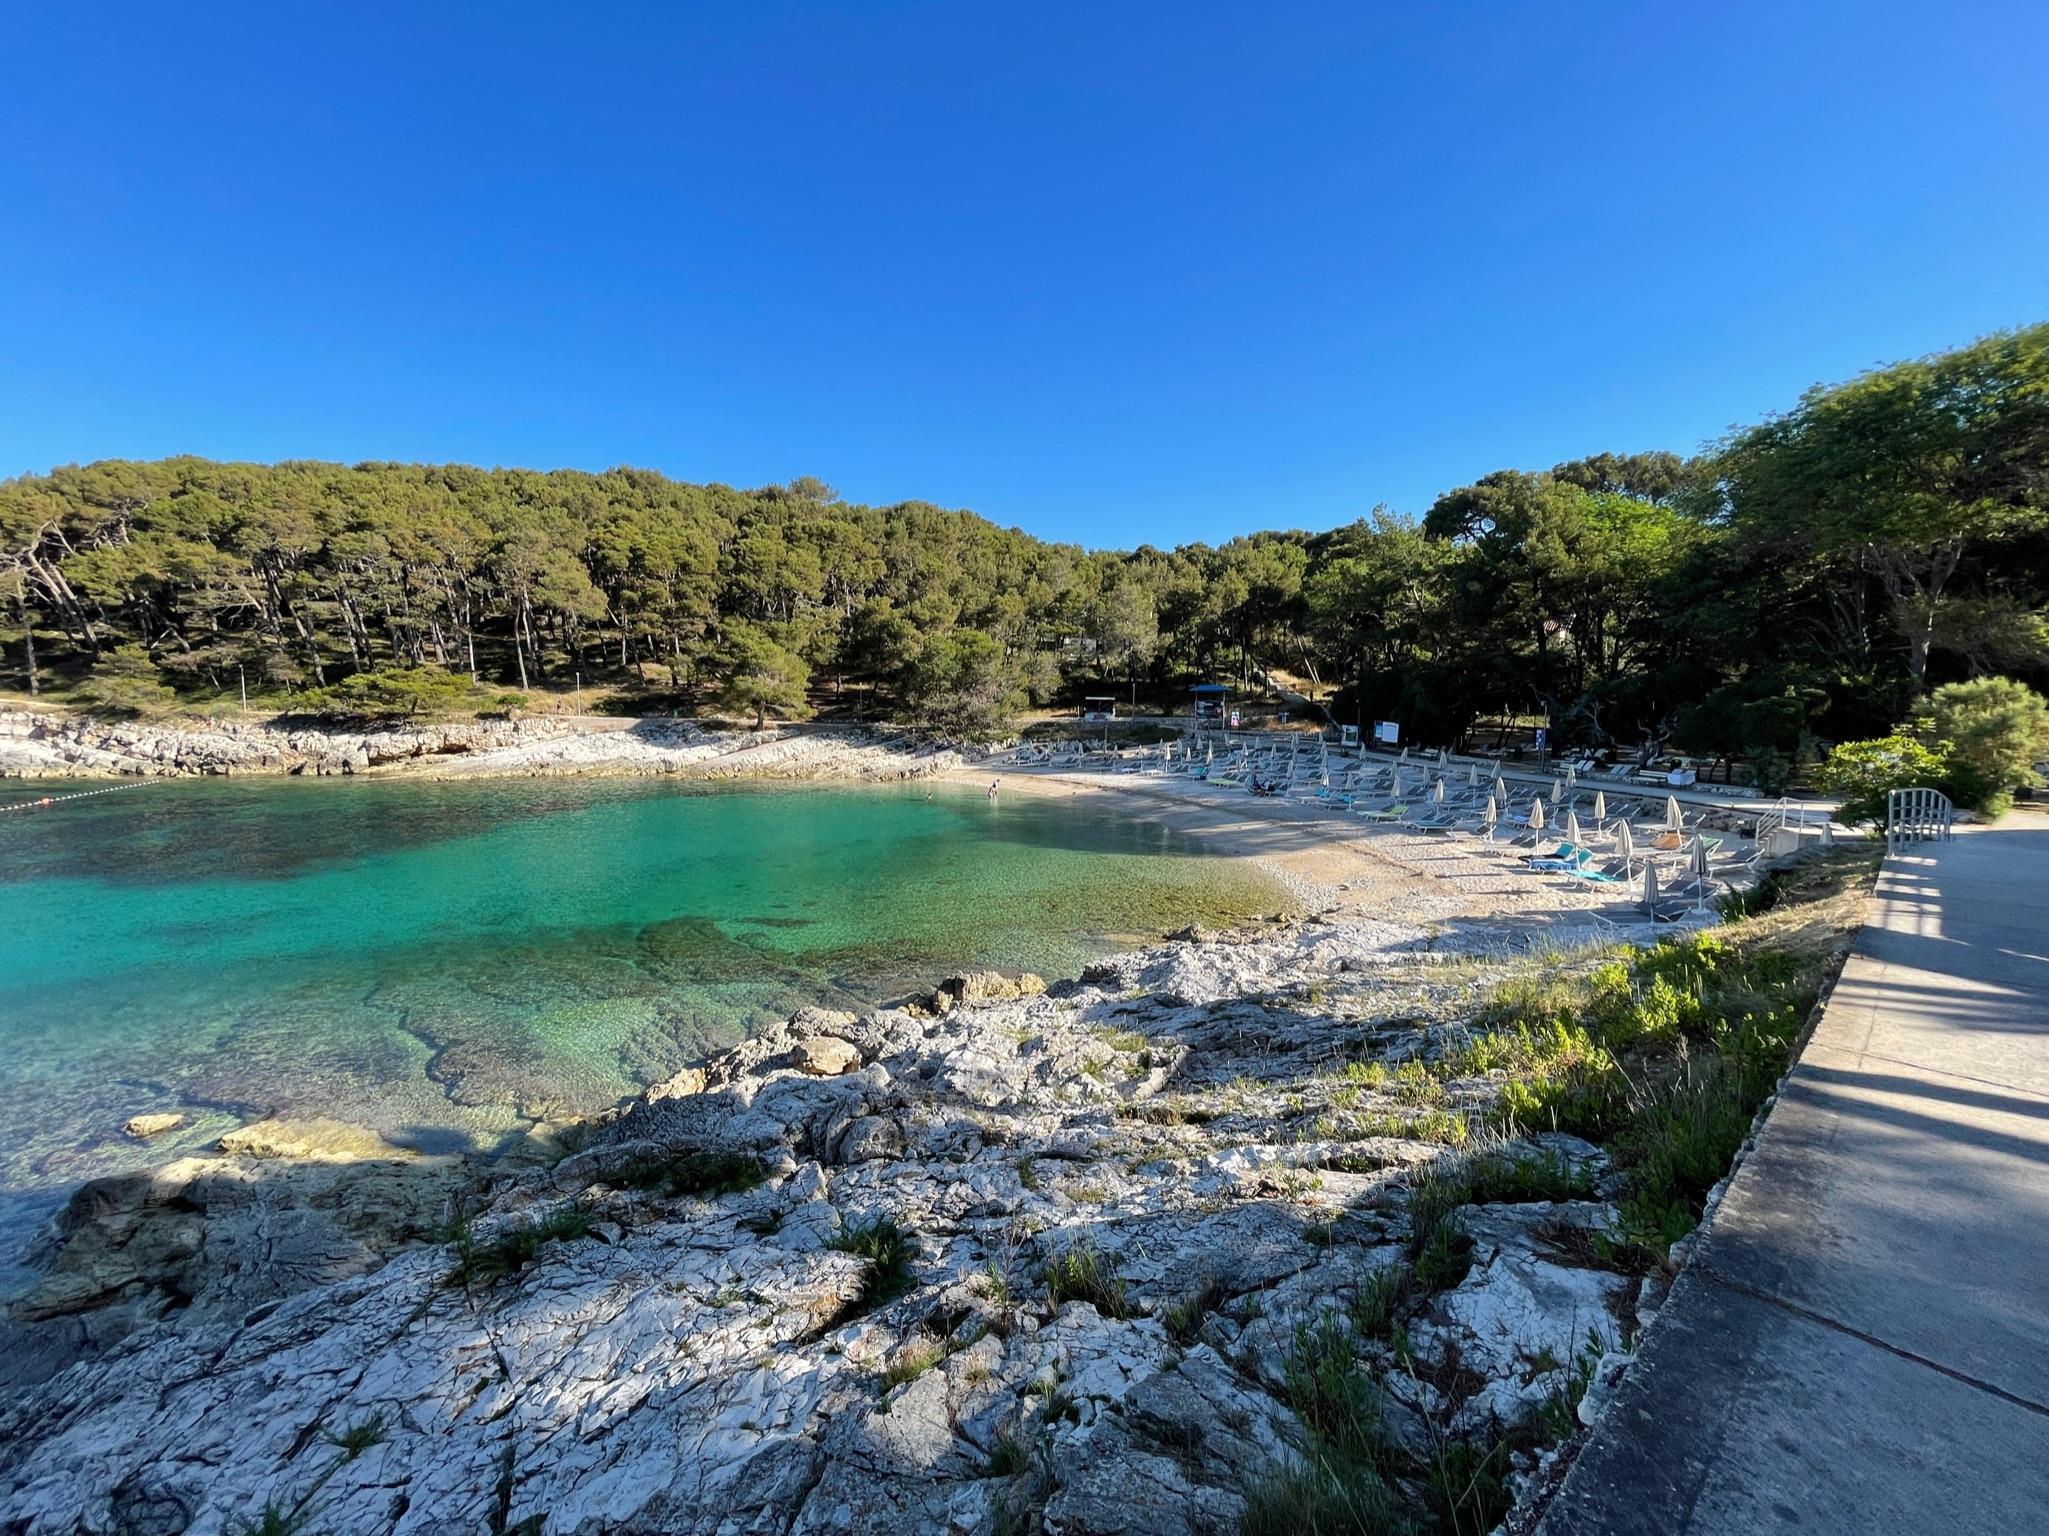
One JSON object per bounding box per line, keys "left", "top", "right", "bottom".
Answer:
{"left": 3, "top": 325, "right": 2046, "bottom": 765}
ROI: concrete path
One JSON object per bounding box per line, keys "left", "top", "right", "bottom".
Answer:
{"left": 1539, "top": 813, "right": 2049, "bottom": 1533}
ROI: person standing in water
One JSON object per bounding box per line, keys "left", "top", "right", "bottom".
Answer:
{"left": 988, "top": 780, "right": 999, "bottom": 801}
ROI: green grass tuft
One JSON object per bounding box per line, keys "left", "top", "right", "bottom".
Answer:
{"left": 327, "top": 1414, "right": 385, "bottom": 1460}
{"left": 446, "top": 1202, "right": 594, "bottom": 1287}
{"left": 1044, "top": 1243, "right": 1136, "bottom": 1319}
{"left": 610, "top": 1147, "right": 769, "bottom": 1200}
{"left": 827, "top": 1216, "right": 917, "bottom": 1311}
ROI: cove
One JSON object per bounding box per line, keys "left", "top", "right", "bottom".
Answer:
{"left": 0, "top": 775, "right": 1284, "bottom": 1256}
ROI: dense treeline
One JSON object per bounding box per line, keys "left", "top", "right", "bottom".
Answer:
{"left": 3, "top": 327, "right": 2045, "bottom": 763}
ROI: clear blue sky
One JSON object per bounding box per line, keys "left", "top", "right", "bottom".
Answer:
{"left": 2, "top": 1, "right": 2043, "bottom": 547}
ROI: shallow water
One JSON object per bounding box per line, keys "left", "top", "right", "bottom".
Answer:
{"left": 0, "top": 775, "right": 1283, "bottom": 1255}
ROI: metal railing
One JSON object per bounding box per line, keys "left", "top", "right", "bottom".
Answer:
{"left": 1885, "top": 786, "right": 1954, "bottom": 853}
{"left": 1750, "top": 796, "right": 1835, "bottom": 863}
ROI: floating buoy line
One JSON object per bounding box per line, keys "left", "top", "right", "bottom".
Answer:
{"left": 0, "top": 778, "right": 166, "bottom": 814}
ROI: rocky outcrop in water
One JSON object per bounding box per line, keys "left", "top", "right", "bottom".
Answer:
{"left": 0, "top": 917, "right": 1645, "bottom": 1536}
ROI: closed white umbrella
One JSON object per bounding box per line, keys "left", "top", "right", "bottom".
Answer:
{"left": 1566, "top": 810, "right": 1584, "bottom": 849}
{"left": 1480, "top": 797, "right": 1499, "bottom": 838}
{"left": 1490, "top": 760, "right": 1504, "bottom": 786}
{"left": 1565, "top": 762, "right": 1578, "bottom": 788}
{"left": 1529, "top": 796, "right": 1547, "bottom": 833}
{"left": 1664, "top": 795, "right": 1682, "bottom": 832}
{"left": 1466, "top": 761, "right": 1479, "bottom": 789}
{"left": 1397, "top": 746, "right": 1410, "bottom": 767}
{"left": 1549, "top": 777, "right": 1565, "bottom": 805}
{"left": 1642, "top": 863, "right": 1660, "bottom": 913}
{"left": 1689, "top": 835, "right": 1712, "bottom": 905}
{"left": 1614, "top": 819, "right": 1635, "bottom": 873}
{"left": 1205, "top": 742, "right": 1213, "bottom": 766}
{"left": 1592, "top": 790, "right": 1607, "bottom": 826}
{"left": 1432, "top": 777, "right": 1447, "bottom": 805}
{"left": 1437, "top": 747, "right": 1449, "bottom": 770}
{"left": 1320, "top": 766, "right": 1331, "bottom": 788}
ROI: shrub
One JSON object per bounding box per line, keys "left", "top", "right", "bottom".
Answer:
{"left": 72, "top": 645, "right": 180, "bottom": 716}
{"left": 1815, "top": 734, "right": 1953, "bottom": 825}
{"left": 1913, "top": 676, "right": 2049, "bottom": 816}
{"left": 1747, "top": 745, "right": 1794, "bottom": 797}
{"left": 299, "top": 664, "right": 481, "bottom": 721}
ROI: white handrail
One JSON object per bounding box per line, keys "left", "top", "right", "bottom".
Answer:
{"left": 1885, "top": 786, "right": 1953, "bottom": 853}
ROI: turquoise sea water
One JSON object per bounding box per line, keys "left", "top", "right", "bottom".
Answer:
{"left": 0, "top": 775, "right": 1282, "bottom": 1253}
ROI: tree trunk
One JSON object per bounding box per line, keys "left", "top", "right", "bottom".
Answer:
{"left": 16, "top": 591, "right": 36, "bottom": 695}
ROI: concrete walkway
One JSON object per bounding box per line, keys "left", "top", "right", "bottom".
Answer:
{"left": 1539, "top": 813, "right": 2049, "bottom": 1533}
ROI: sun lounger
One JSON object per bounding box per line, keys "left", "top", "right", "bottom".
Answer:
{"left": 1401, "top": 807, "right": 1459, "bottom": 830}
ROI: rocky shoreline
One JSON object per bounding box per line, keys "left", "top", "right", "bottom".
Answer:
{"left": 0, "top": 912, "right": 1673, "bottom": 1536}
{"left": 0, "top": 709, "right": 966, "bottom": 783}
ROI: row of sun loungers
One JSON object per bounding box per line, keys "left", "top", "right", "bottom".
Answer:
{"left": 1005, "top": 735, "right": 1753, "bottom": 921}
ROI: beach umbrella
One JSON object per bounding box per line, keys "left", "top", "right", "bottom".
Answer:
{"left": 1320, "top": 766, "right": 1331, "bottom": 788}
{"left": 1642, "top": 863, "right": 1660, "bottom": 914}
{"left": 1664, "top": 795, "right": 1682, "bottom": 832}
{"left": 1529, "top": 796, "right": 1546, "bottom": 833}
{"left": 1466, "top": 761, "right": 1479, "bottom": 789}
{"left": 1432, "top": 777, "right": 1447, "bottom": 805}
{"left": 1396, "top": 746, "right": 1409, "bottom": 766}
{"left": 1490, "top": 760, "right": 1504, "bottom": 786}
{"left": 1688, "top": 835, "right": 1712, "bottom": 905}
{"left": 1566, "top": 810, "right": 1584, "bottom": 849}
{"left": 1437, "top": 747, "right": 1449, "bottom": 770}
{"left": 1549, "top": 777, "right": 1565, "bottom": 805}
{"left": 1205, "top": 742, "right": 1214, "bottom": 766}
{"left": 1592, "top": 790, "right": 1607, "bottom": 826}
{"left": 1614, "top": 820, "right": 1635, "bottom": 873}
{"left": 1480, "top": 797, "right": 1499, "bottom": 839}
{"left": 1565, "top": 763, "right": 1578, "bottom": 788}
{"left": 1389, "top": 767, "right": 1406, "bottom": 799}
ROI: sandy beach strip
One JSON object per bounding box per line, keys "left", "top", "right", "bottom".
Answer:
{"left": 943, "top": 762, "right": 1713, "bottom": 944}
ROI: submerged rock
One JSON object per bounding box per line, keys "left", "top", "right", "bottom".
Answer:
{"left": 215, "top": 1117, "right": 410, "bottom": 1161}
{"left": 121, "top": 1112, "right": 185, "bottom": 1140}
